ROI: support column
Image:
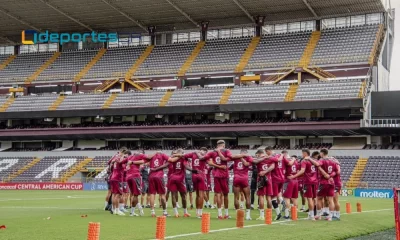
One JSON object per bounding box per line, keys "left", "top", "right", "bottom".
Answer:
{"left": 201, "top": 21, "right": 209, "bottom": 41}
{"left": 316, "top": 20, "right": 321, "bottom": 31}
{"left": 7, "top": 119, "right": 12, "bottom": 127}
{"left": 148, "top": 26, "right": 156, "bottom": 45}
{"left": 254, "top": 16, "right": 266, "bottom": 37}
{"left": 14, "top": 46, "right": 19, "bottom": 55}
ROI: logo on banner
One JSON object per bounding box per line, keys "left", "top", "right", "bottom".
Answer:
{"left": 355, "top": 189, "right": 394, "bottom": 198}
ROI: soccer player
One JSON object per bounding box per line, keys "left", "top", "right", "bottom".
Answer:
{"left": 147, "top": 148, "right": 170, "bottom": 217}
{"left": 140, "top": 163, "right": 150, "bottom": 208}
{"left": 266, "top": 147, "right": 286, "bottom": 220}
{"left": 168, "top": 149, "right": 195, "bottom": 217}
{"left": 120, "top": 160, "right": 129, "bottom": 213}
{"left": 201, "top": 140, "right": 233, "bottom": 219}
{"left": 331, "top": 157, "right": 342, "bottom": 220}
{"left": 289, "top": 149, "right": 318, "bottom": 220}
{"left": 105, "top": 148, "right": 126, "bottom": 211}
{"left": 185, "top": 165, "right": 194, "bottom": 210}
{"left": 126, "top": 150, "right": 147, "bottom": 216}
{"left": 109, "top": 149, "right": 128, "bottom": 216}
{"left": 182, "top": 147, "right": 208, "bottom": 217}
{"left": 204, "top": 164, "right": 212, "bottom": 208}
{"left": 231, "top": 149, "right": 253, "bottom": 220}
{"left": 310, "top": 149, "right": 338, "bottom": 221}
{"left": 283, "top": 155, "right": 300, "bottom": 219}
{"left": 250, "top": 162, "right": 258, "bottom": 210}
{"left": 165, "top": 158, "right": 175, "bottom": 207}
{"left": 251, "top": 149, "right": 275, "bottom": 221}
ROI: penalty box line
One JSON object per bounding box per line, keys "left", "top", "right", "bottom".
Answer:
{"left": 157, "top": 208, "right": 393, "bottom": 239}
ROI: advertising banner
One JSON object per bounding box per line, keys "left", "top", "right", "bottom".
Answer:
{"left": 354, "top": 188, "right": 394, "bottom": 198}
{"left": 0, "top": 182, "right": 83, "bottom": 190}
{"left": 83, "top": 182, "right": 108, "bottom": 191}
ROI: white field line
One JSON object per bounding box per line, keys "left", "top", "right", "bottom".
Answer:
{"left": 158, "top": 208, "right": 393, "bottom": 239}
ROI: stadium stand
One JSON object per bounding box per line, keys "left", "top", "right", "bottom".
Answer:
{"left": 360, "top": 156, "right": 400, "bottom": 189}
{"left": 11, "top": 156, "right": 85, "bottom": 182}
{"left": 6, "top": 94, "right": 59, "bottom": 112}
{"left": 0, "top": 157, "right": 35, "bottom": 181}
{"left": 335, "top": 156, "right": 359, "bottom": 184}
{"left": 166, "top": 87, "right": 226, "bottom": 106}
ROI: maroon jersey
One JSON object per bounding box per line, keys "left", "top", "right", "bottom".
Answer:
{"left": 318, "top": 158, "right": 337, "bottom": 185}
{"left": 167, "top": 162, "right": 174, "bottom": 177}
{"left": 185, "top": 152, "right": 206, "bottom": 175}
{"left": 171, "top": 157, "right": 187, "bottom": 180}
{"left": 256, "top": 158, "right": 274, "bottom": 181}
{"left": 301, "top": 159, "right": 318, "bottom": 184}
{"left": 284, "top": 159, "right": 300, "bottom": 179}
{"left": 110, "top": 157, "right": 127, "bottom": 182}
{"left": 233, "top": 156, "right": 253, "bottom": 178}
{"left": 270, "top": 154, "right": 286, "bottom": 183}
{"left": 203, "top": 149, "right": 232, "bottom": 178}
{"left": 126, "top": 154, "right": 145, "bottom": 180}
{"left": 148, "top": 153, "right": 169, "bottom": 178}
{"left": 333, "top": 163, "right": 342, "bottom": 187}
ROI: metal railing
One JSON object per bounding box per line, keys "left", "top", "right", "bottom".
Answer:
{"left": 362, "top": 119, "right": 400, "bottom": 128}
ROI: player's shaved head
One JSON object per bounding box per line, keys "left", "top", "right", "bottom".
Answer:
{"left": 240, "top": 149, "right": 248, "bottom": 154}
{"left": 256, "top": 149, "right": 265, "bottom": 155}
{"left": 302, "top": 149, "right": 310, "bottom": 156}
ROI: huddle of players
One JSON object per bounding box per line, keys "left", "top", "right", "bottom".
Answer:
{"left": 105, "top": 140, "right": 341, "bottom": 221}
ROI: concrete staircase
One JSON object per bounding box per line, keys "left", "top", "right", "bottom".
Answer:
{"left": 235, "top": 36, "right": 260, "bottom": 73}
{"left": 0, "top": 97, "right": 15, "bottom": 112}
{"left": 5, "top": 158, "right": 41, "bottom": 182}
{"left": 159, "top": 90, "right": 174, "bottom": 106}
{"left": 25, "top": 52, "right": 61, "bottom": 84}
{"left": 48, "top": 95, "right": 66, "bottom": 111}
{"left": 219, "top": 87, "right": 233, "bottom": 104}
{"left": 346, "top": 158, "right": 368, "bottom": 188}
{"left": 58, "top": 158, "right": 93, "bottom": 183}
{"left": 178, "top": 41, "right": 205, "bottom": 77}
{"left": 284, "top": 84, "right": 299, "bottom": 102}
{"left": 299, "top": 31, "right": 321, "bottom": 68}
{"left": 0, "top": 55, "right": 16, "bottom": 70}
{"left": 125, "top": 45, "right": 154, "bottom": 80}
{"left": 102, "top": 93, "right": 118, "bottom": 109}
{"left": 74, "top": 48, "right": 107, "bottom": 82}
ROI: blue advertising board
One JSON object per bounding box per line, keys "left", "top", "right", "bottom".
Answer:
{"left": 83, "top": 182, "right": 108, "bottom": 191}
{"left": 354, "top": 188, "right": 394, "bottom": 198}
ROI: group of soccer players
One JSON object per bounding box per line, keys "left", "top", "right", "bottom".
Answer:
{"left": 104, "top": 140, "right": 341, "bottom": 221}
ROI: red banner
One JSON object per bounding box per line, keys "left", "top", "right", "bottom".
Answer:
{"left": 0, "top": 182, "right": 83, "bottom": 190}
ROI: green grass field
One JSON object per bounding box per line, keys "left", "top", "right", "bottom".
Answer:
{"left": 0, "top": 191, "right": 395, "bottom": 240}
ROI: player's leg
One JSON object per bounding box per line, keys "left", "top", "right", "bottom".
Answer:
{"left": 222, "top": 178, "right": 230, "bottom": 219}
{"left": 257, "top": 193, "right": 265, "bottom": 220}
{"left": 299, "top": 188, "right": 306, "bottom": 211}
{"left": 105, "top": 183, "right": 112, "bottom": 210}
{"left": 322, "top": 196, "right": 329, "bottom": 216}
{"left": 333, "top": 191, "right": 341, "bottom": 220}
{"left": 189, "top": 192, "right": 193, "bottom": 209}
{"left": 180, "top": 190, "right": 190, "bottom": 217}
{"left": 233, "top": 185, "right": 240, "bottom": 210}
{"left": 271, "top": 183, "right": 282, "bottom": 220}
{"left": 171, "top": 191, "right": 179, "bottom": 217}
{"left": 240, "top": 192, "right": 245, "bottom": 209}
{"left": 148, "top": 177, "right": 157, "bottom": 216}
{"left": 304, "top": 184, "right": 315, "bottom": 220}
{"left": 242, "top": 186, "right": 252, "bottom": 220}
{"left": 250, "top": 188, "right": 256, "bottom": 209}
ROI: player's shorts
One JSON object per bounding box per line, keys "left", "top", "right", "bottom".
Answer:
{"left": 166, "top": 177, "right": 172, "bottom": 191}
{"left": 192, "top": 174, "right": 207, "bottom": 191}
{"left": 303, "top": 183, "right": 318, "bottom": 198}
{"left": 283, "top": 180, "right": 299, "bottom": 199}
{"left": 127, "top": 177, "right": 142, "bottom": 196}
{"left": 169, "top": 177, "right": 187, "bottom": 193}
{"left": 257, "top": 178, "right": 273, "bottom": 196}
{"left": 334, "top": 184, "right": 341, "bottom": 194}
{"left": 272, "top": 182, "right": 284, "bottom": 197}
{"left": 298, "top": 180, "right": 304, "bottom": 190}
{"left": 214, "top": 177, "right": 229, "bottom": 194}
{"left": 141, "top": 180, "right": 149, "bottom": 194}
{"left": 233, "top": 177, "right": 249, "bottom": 189}
{"left": 185, "top": 178, "right": 194, "bottom": 193}
{"left": 110, "top": 180, "right": 123, "bottom": 195}
{"left": 148, "top": 176, "right": 166, "bottom": 195}
{"left": 317, "top": 184, "right": 335, "bottom": 197}
{"left": 122, "top": 182, "right": 129, "bottom": 193}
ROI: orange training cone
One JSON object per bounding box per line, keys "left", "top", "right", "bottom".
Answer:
{"left": 346, "top": 202, "right": 351, "bottom": 214}
{"left": 87, "top": 222, "right": 100, "bottom": 240}
{"left": 265, "top": 209, "right": 272, "bottom": 225}
{"left": 236, "top": 210, "right": 244, "bottom": 228}
{"left": 356, "top": 202, "right": 362, "bottom": 213}
{"left": 291, "top": 206, "right": 297, "bottom": 221}
{"left": 201, "top": 213, "right": 210, "bottom": 234}
{"left": 155, "top": 216, "right": 166, "bottom": 240}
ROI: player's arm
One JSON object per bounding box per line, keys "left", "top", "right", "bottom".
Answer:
{"left": 241, "top": 158, "right": 251, "bottom": 166}
{"left": 289, "top": 166, "right": 305, "bottom": 179}
{"left": 215, "top": 149, "right": 229, "bottom": 161}
{"left": 230, "top": 153, "right": 248, "bottom": 159}
{"left": 150, "top": 162, "right": 169, "bottom": 172}
{"left": 129, "top": 160, "right": 145, "bottom": 165}
{"left": 252, "top": 156, "right": 266, "bottom": 164}
{"left": 168, "top": 156, "right": 180, "bottom": 163}
{"left": 308, "top": 158, "right": 320, "bottom": 167}
{"left": 336, "top": 164, "right": 341, "bottom": 176}
{"left": 207, "top": 160, "right": 226, "bottom": 169}
{"left": 259, "top": 163, "right": 275, "bottom": 176}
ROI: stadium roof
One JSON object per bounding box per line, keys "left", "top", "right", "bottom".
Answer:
{"left": 0, "top": 0, "right": 385, "bottom": 45}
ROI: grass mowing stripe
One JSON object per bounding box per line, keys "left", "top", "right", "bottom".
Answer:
{"left": 161, "top": 209, "right": 393, "bottom": 239}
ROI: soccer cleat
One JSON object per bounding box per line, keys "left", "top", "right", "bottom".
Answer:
{"left": 116, "top": 210, "right": 126, "bottom": 216}
{"left": 283, "top": 216, "right": 290, "bottom": 220}
{"left": 256, "top": 216, "right": 265, "bottom": 221}
{"left": 174, "top": 214, "right": 180, "bottom": 218}
{"left": 145, "top": 204, "right": 151, "bottom": 208}
{"left": 176, "top": 203, "right": 181, "bottom": 209}
{"left": 322, "top": 212, "right": 329, "bottom": 217}
{"left": 217, "top": 216, "right": 224, "bottom": 220}
{"left": 250, "top": 205, "right": 255, "bottom": 210}
{"left": 325, "top": 217, "right": 332, "bottom": 221}
{"left": 224, "top": 215, "right": 231, "bottom": 219}
{"left": 304, "top": 209, "right": 309, "bottom": 212}
{"left": 275, "top": 213, "right": 282, "bottom": 221}
{"left": 314, "top": 215, "right": 321, "bottom": 220}
{"left": 197, "top": 215, "right": 203, "bottom": 219}
{"left": 307, "top": 216, "right": 315, "bottom": 221}
{"left": 245, "top": 216, "right": 252, "bottom": 220}
{"left": 184, "top": 213, "right": 191, "bottom": 217}
{"left": 120, "top": 208, "right": 128, "bottom": 213}
{"left": 332, "top": 216, "right": 340, "bottom": 221}
{"left": 204, "top": 204, "right": 208, "bottom": 208}
{"left": 130, "top": 212, "right": 139, "bottom": 217}
{"left": 210, "top": 205, "right": 216, "bottom": 209}
{"left": 163, "top": 213, "right": 171, "bottom": 217}
{"left": 139, "top": 209, "right": 144, "bottom": 216}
